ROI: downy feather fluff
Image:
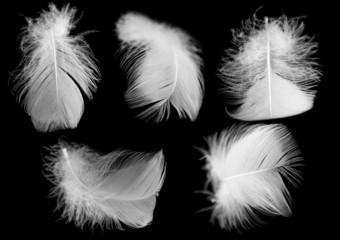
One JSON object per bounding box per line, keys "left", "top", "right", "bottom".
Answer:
{"left": 220, "top": 16, "right": 320, "bottom": 121}
{"left": 13, "top": 4, "right": 99, "bottom": 131}
{"left": 116, "top": 13, "right": 204, "bottom": 122}
{"left": 46, "top": 144, "right": 166, "bottom": 229}
{"left": 202, "top": 124, "right": 303, "bottom": 230}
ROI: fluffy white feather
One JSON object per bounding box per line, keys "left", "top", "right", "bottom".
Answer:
{"left": 46, "top": 144, "right": 166, "bottom": 229}
{"left": 13, "top": 4, "right": 99, "bottom": 131}
{"left": 202, "top": 124, "right": 303, "bottom": 230}
{"left": 116, "top": 13, "right": 204, "bottom": 122}
{"left": 220, "top": 16, "right": 320, "bottom": 121}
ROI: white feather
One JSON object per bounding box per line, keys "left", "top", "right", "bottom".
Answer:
{"left": 202, "top": 124, "right": 303, "bottom": 230}
{"left": 116, "top": 13, "right": 204, "bottom": 122}
{"left": 220, "top": 16, "right": 320, "bottom": 121}
{"left": 13, "top": 4, "right": 99, "bottom": 131}
{"left": 46, "top": 144, "right": 166, "bottom": 230}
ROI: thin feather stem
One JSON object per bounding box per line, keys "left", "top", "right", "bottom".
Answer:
{"left": 223, "top": 167, "right": 276, "bottom": 181}
{"left": 265, "top": 17, "right": 273, "bottom": 118}
{"left": 51, "top": 30, "right": 59, "bottom": 105}
{"left": 171, "top": 50, "right": 178, "bottom": 95}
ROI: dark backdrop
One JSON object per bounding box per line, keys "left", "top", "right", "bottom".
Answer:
{"left": 3, "top": 0, "right": 336, "bottom": 239}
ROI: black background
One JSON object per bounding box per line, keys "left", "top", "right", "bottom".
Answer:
{"left": 3, "top": 0, "right": 336, "bottom": 239}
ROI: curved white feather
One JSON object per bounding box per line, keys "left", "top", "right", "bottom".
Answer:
{"left": 46, "top": 144, "right": 166, "bottom": 230}
{"left": 202, "top": 124, "right": 303, "bottom": 230}
{"left": 220, "top": 16, "right": 320, "bottom": 121}
{"left": 14, "top": 4, "right": 99, "bottom": 131}
{"left": 116, "top": 13, "right": 204, "bottom": 122}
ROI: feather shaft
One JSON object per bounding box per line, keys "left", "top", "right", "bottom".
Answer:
{"left": 265, "top": 17, "right": 273, "bottom": 117}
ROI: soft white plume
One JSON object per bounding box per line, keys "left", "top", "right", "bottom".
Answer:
{"left": 13, "top": 4, "right": 99, "bottom": 131}
{"left": 116, "top": 12, "right": 204, "bottom": 122}
{"left": 220, "top": 16, "right": 320, "bottom": 121}
{"left": 45, "top": 143, "right": 166, "bottom": 230}
{"left": 202, "top": 124, "right": 303, "bottom": 230}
